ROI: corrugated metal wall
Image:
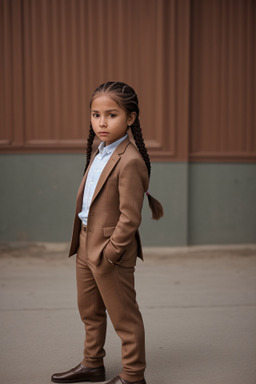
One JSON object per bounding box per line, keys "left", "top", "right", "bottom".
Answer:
{"left": 0, "top": 0, "right": 255, "bottom": 162}
{"left": 190, "top": 0, "right": 256, "bottom": 161}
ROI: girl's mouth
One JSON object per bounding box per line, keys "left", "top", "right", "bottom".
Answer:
{"left": 99, "top": 132, "right": 109, "bottom": 135}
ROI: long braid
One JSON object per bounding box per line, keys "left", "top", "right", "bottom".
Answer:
{"left": 131, "top": 119, "right": 151, "bottom": 178}
{"left": 131, "top": 119, "right": 163, "bottom": 220}
{"left": 83, "top": 124, "right": 95, "bottom": 175}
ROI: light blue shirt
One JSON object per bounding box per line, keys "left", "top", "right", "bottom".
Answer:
{"left": 78, "top": 134, "right": 128, "bottom": 225}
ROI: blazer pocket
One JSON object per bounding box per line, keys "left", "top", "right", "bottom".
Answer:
{"left": 103, "top": 226, "right": 116, "bottom": 237}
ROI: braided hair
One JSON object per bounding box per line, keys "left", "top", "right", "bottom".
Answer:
{"left": 84, "top": 81, "right": 163, "bottom": 220}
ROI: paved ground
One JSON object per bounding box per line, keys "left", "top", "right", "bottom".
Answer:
{"left": 0, "top": 243, "right": 256, "bottom": 384}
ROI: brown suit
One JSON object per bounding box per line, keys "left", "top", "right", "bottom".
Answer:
{"left": 69, "top": 137, "right": 149, "bottom": 382}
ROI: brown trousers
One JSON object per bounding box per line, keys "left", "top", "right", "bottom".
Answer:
{"left": 76, "top": 227, "right": 146, "bottom": 382}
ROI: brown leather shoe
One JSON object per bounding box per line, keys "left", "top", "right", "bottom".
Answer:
{"left": 105, "top": 376, "right": 146, "bottom": 384}
{"left": 51, "top": 363, "right": 105, "bottom": 383}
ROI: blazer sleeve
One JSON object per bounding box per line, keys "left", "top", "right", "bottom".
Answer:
{"left": 103, "top": 157, "right": 149, "bottom": 263}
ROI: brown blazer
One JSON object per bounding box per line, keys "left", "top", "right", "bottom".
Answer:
{"left": 69, "top": 137, "right": 149, "bottom": 266}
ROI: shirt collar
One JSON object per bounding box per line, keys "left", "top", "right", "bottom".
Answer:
{"left": 98, "top": 134, "right": 128, "bottom": 156}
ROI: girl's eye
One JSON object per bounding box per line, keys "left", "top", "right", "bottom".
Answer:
{"left": 92, "top": 113, "right": 100, "bottom": 118}
{"left": 109, "top": 113, "right": 116, "bottom": 118}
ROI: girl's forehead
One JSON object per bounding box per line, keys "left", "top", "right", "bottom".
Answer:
{"left": 91, "top": 94, "right": 120, "bottom": 110}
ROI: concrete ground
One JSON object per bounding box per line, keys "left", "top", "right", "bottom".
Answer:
{"left": 0, "top": 243, "right": 256, "bottom": 384}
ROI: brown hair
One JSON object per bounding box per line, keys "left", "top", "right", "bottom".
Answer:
{"left": 84, "top": 81, "right": 164, "bottom": 220}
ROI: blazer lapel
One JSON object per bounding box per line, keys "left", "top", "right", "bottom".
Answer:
{"left": 90, "top": 137, "right": 130, "bottom": 207}
{"left": 89, "top": 152, "right": 120, "bottom": 207}
{"left": 75, "top": 151, "right": 98, "bottom": 212}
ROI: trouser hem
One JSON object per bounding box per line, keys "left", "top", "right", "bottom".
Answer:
{"left": 81, "top": 359, "right": 104, "bottom": 368}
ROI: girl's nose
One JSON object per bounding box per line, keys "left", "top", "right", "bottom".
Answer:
{"left": 99, "top": 117, "right": 107, "bottom": 127}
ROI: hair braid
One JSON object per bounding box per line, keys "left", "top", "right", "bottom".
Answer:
{"left": 131, "top": 119, "right": 151, "bottom": 178}
{"left": 83, "top": 124, "right": 95, "bottom": 175}
{"left": 131, "top": 120, "right": 163, "bottom": 220}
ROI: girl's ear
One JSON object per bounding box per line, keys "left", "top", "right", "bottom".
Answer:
{"left": 127, "top": 112, "right": 136, "bottom": 126}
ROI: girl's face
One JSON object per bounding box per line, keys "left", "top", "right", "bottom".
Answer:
{"left": 91, "top": 95, "right": 136, "bottom": 146}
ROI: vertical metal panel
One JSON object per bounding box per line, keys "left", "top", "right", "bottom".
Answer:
{"left": 189, "top": 0, "right": 256, "bottom": 160}
{"left": 1, "top": 0, "right": 255, "bottom": 162}
{"left": 175, "top": 0, "right": 191, "bottom": 160}
{"left": 0, "top": 0, "right": 24, "bottom": 146}
{"left": 23, "top": 0, "right": 86, "bottom": 145}
{"left": 0, "top": 0, "right": 12, "bottom": 144}
{"left": 21, "top": 0, "right": 177, "bottom": 156}
{"left": 1, "top": 0, "right": 189, "bottom": 160}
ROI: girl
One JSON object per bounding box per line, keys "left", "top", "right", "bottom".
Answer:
{"left": 51, "top": 82, "right": 163, "bottom": 384}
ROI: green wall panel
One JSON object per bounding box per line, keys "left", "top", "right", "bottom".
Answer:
{"left": 0, "top": 155, "right": 255, "bottom": 246}
{"left": 188, "top": 163, "right": 256, "bottom": 245}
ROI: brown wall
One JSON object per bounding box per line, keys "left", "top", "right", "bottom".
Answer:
{"left": 190, "top": 0, "right": 256, "bottom": 162}
{"left": 1, "top": 0, "right": 255, "bottom": 162}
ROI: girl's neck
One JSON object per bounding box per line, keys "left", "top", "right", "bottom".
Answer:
{"left": 105, "top": 133, "right": 128, "bottom": 147}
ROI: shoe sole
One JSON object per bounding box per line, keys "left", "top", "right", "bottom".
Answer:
{"left": 51, "top": 376, "right": 106, "bottom": 383}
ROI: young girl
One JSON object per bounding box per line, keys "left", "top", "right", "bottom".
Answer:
{"left": 51, "top": 82, "right": 163, "bottom": 384}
